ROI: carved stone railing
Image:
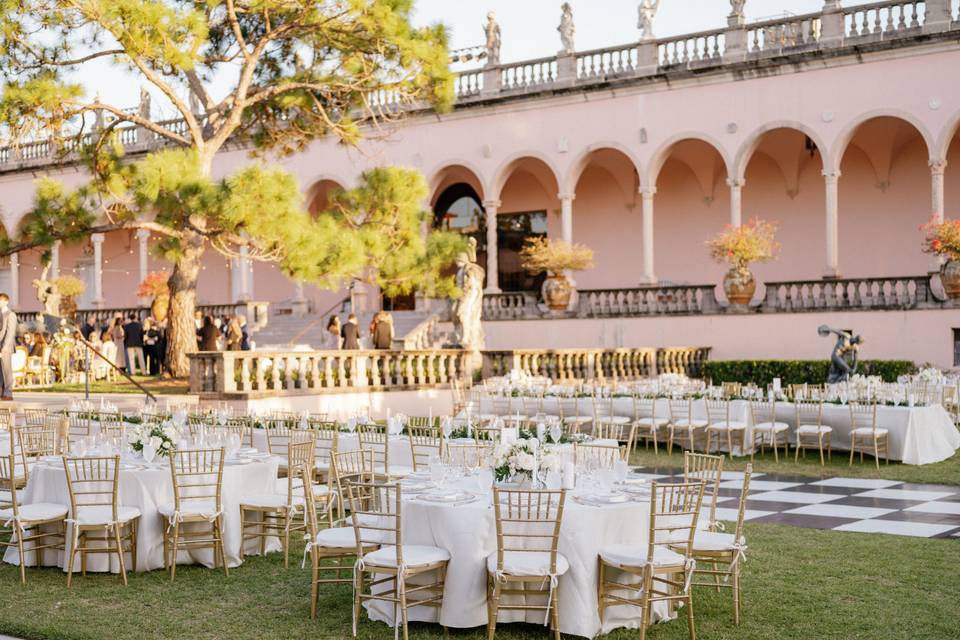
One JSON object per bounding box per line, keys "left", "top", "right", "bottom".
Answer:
{"left": 578, "top": 285, "right": 720, "bottom": 317}
{"left": 483, "top": 274, "right": 954, "bottom": 321}
{"left": 188, "top": 348, "right": 469, "bottom": 398}
{"left": 481, "top": 347, "right": 710, "bottom": 381}
{"left": 0, "top": 0, "right": 956, "bottom": 172}
{"left": 75, "top": 301, "right": 270, "bottom": 331}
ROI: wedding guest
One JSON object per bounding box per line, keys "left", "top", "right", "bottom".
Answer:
{"left": 372, "top": 311, "right": 394, "bottom": 350}
{"left": 341, "top": 313, "right": 360, "bottom": 350}
{"left": 326, "top": 315, "right": 341, "bottom": 349}
{"left": 239, "top": 316, "right": 250, "bottom": 351}
{"left": 0, "top": 293, "right": 17, "bottom": 401}
{"left": 225, "top": 315, "right": 243, "bottom": 351}
{"left": 123, "top": 312, "right": 146, "bottom": 375}
{"left": 143, "top": 318, "right": 162, "bottom": 376}
{"left": 199, "top": 315, "right": 220, "bottom": 351}
{"left": 80, "top": 316, "right": 98, "bottom": 341}
{"left": 109, "top": 316, "right": 126, "bottom": 372}
{"left": 194, "top": 309, "right": 204, "bottom": 343}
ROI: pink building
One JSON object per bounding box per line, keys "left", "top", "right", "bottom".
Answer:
{"left": 2, "top": 1, "right": 960, "bottom": 366}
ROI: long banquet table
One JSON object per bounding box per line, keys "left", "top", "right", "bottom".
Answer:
{"left": 479, "top": 396, "right": 960, "bottom": 465}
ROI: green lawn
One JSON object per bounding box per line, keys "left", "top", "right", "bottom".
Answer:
{"left": 0, "top": 523, "right": 957, "bottom": 640}
{"left": 29, "top": 377, "right": 190, "bottom": 396}
{"left": 630, "top": 441, "right": 960, "bottom": 486}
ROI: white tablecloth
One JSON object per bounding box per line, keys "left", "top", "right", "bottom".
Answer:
{"left": 364, "top": 478, "right": 669, "bottom": 638}
{"left": 3, "top": 458, "right": 280, "bottom": 572}
{"left": 480, "top": 396, "right": 959, "bottom": 465}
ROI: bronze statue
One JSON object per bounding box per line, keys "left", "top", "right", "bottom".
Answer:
{"left": 819, "top": 325, "right": 863, "bottom": 383}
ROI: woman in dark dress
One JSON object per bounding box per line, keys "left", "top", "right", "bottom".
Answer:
{"left": 199, "top": 316, "right": 220, "bottom": 351}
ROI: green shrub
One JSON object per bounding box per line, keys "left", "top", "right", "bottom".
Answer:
{"left": 702, "top": 359, "right": 917, "bottom": 386}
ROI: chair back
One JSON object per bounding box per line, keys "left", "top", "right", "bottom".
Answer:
{"left": 721, "top": 382, "right": 741, "bottom": 398}
{"left": 280, "top": 432, "right": 316, "bottom": 506}
{"left": 407, "top": 415, "right": 438, "bottom": 429}
{"left": 219, "top": 418, "right": 254, "bottom": 448}
{"left": 704, "top": 398, "right": 730, "bottom": 424}
{"left": 407, "top": 426, "right": 443, "bottom": 471}
{"left": 593, "top": 395, "right": 616, "bottom": 419}
{"left": 265, "top": 422, "right": 300, "bottom": 458}
{"left": 647, "top": 480, "right": 706, "bottom": 558}
{"left": 684, "top": 452, "right": 724, "bottom": 530}
{"left": 849, "top": 401, "right": 878, "bottom": 433}
{"left": 331, "top": 449, "right": 376, "bottom": 506}
{"left": 356, "top": 424, "right": 391, "bottom": 475}
{"left": 574, "top": 442, "right": 621, "bottom": 470}
{"left": 62, "top": 455, "right": 121, "bottom": 523}
{"left": 0, "top": 440, "right": 29, "bottom": 515}
{"left": 632, "top": 395, "right": 660, "bottom": 421}
{"left": 15, "top": 424, "right": 61, "bottom": 459}
{"left": 748, "top": 399, "right": 777, "bottom": 425}
{"left": 23, "top": 408, "right": 48, "bottom": 427}
{"left": 0, "top": 408, "right": 11, "bottom": 432}
{"left": 668, "top": 398, "right": 692, "bottom": 423}
{"left": 307, "top": 419, "right": 339, "bottom": 474}
{"left": 558, "top": 397, "right": 584, "bottom": 423}
{"left": 795, "top": 399, "right": 823, "bottom": 426}
{"left": 593, "top": 421, "right": 637, "bottom": 460}
{"left": 169, "top": 448, "right": 225, "bottom": 514}
{"left": 444, "top": 442, "right": 492, "bottom": 470}
{"left": 491, "top": 489, "right": 566, "bottom": 575}
{"left": 66, "top": 411, "right": 94, "bottom": 442}
{"left": 345, "top": 479, "right": 401, "bottom": 556}
{"left": 100, "top": 413, "right": 127, "bottom": 440}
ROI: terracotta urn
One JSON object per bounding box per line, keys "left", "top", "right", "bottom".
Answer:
{"left": 151, "top": 294, "right": 169, "bottom": 322}
{"left": 542, "top": 274, "right": 573, "bottom": 310}
{"left": 723, "top": 267, "right": 756, "bottom": 306}
{"left": 941, "top": 260, "right": 960, "bottom": 299}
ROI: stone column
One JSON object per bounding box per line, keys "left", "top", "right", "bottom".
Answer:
{"left": 823, "top": 170, "right": 841, "bottom": 278}
{"left": 136, "top": 229, "right": 150, "bottom": 293}
{"left": 484, "top": 199, "right": 501, "bottom": 293}
{"left": 924, "top": 0, "right": 953, "bottom": 33}
{"left": 50, "top": 240, "right": 61, "bottom": 279}
{"left": 9, "top": 253, "right": 18, "bottom": 307}
{"left": 727, "top": 177, "right": 745, "bottom": 227}
{"left": 559, "top": 193, "right": 575, "bottom": 244}
{"left": 91, "top": 233, "right": 105, "bottom": 308}
{"left": 238, "top": 243, "right": 251, "bottom": 301}
{"left": 931, "top": 160, "right": 947, "bottom": 224}
{"left": 640, "top": 187, "right": 657, "bottom": 284}
{"left": 722, "top": 12, "right": 748, "bottom": 63}
{"left": 820, "top": 0, "right": 845, "bottom": 48}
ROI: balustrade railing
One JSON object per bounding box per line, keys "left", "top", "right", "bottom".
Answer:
{"left": 454, "top": 70, "right": 483, "bottom": 97}
{"left": 481, "top": 347, "right": 709, "bottom": 381}
{"left": 500, "top": 57, "right": 558, "bottom": 92}
{"left": 658, "top": 29, "right": 726, "bottom": 66}
{"left": 577, "top": 285, "right": 720, "bottom": 318}
{"left": 844, "top": 0, "right": 925, "bottom": 39}
{"left": 75, "top": 301, "right": 270, "bottom": 330}
{"left": 748, "top": 13, "right": 822, "bottom": 54}
{"left": 482, "top": 291, "right": 539, "bottom": 320}
{"left": 188, "top": 348, "right": 468, "bottom": 397}
{"left": 762, "top": 275, "right": 935, "bottom": 312}
{"left": 576, "top": 44, "right": 638, "bottom": 80}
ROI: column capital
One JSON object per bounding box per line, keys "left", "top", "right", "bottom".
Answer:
{"left": 557, "top": 192, "right": 576, "bottom": 202}
{"left": 930, "top": 159, "right": 948, "bottom": 175}
{"left": 821, "top": 169, "right": 842, "bottom": 181}
{"left": 482, "top": 199, "right": 502, "bottom": 210}
{"left": 639, "top": 186, "right": 657, "bottom": 197}
{"left": 135, "top": 228, "right": 151, "bottom": 240}
{"left": 90, "top": 232, "right": 105, "bottom": 245}
{"left": 726, "top": 177, "right": 746, "bottom": 188}
{"left": 9, "top": 252, "right": 18, "bottom": 265}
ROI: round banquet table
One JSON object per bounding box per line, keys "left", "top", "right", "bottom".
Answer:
{"left": 363, "top": 477, "right": 671, "bottom": 639}
{"left": 253, "top": 430, "right": 415, "bottom": 467}
{"left": 479, "top": 396, "right": 960, "bottom": 464}
{"left": 3, "top": 457, "right": 281, "bottom": 573}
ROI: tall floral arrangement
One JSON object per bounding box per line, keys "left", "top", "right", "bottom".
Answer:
{"left": 920, "top": 217, "right": 960, "bottom": 260}
{"left": 519, "top": 237, "right": 594, "bottom": 276}
{"left": 706, "top": 218, "right": 780, "bottom": 271}
{"left": 137, "top": 271, "right": 171, "bottom": 299}
{"left": 54, "top": 275, "right": 84, "bottom": 319}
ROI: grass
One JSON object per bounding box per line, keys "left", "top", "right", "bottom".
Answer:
{"left": 0, "top": 523, "right": 957, "bottom": 640}
{"left": 28, "top": 377, "right": 190, "bottom": 396}
{"left": 629, "top": 440, "right": 960, "bottom": 487}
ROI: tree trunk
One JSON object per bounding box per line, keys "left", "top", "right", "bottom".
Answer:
{"left": 163, "top": 231, "right": 204, "bottom": 377}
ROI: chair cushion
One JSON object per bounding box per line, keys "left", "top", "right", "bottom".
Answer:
{"left": 851, "top": 427, "right": 889, "bottom": 436}
{"left": 241, "top": 494, "right": 305, "bottom": 509}
{"left": 597, "top": 416, "right": 630, "bottom": 425}
{"left": 158, "top": 501, "right": 220, "bottom": 520}
{"left": 634, "top": 417, "right": 669, "bottom": 427}
{"left": 797, "top": 424, "right": 832, "bottom": 434}
{"left": 314, "top": 526, "right": 357, "bottom": 549}
{"left": 691, "top": 530, "right": 743, "bottom": 553}
{"left": 563, "top": 416, "right": 593, "bottom": 424}
{"left": 72, "top": 505, "right": 140, "bottom": 525}
{"left": 707, "top": 421, "right": 747, "bottom": 431}
{"left": 362, "top": 544, "right": 450, "bottom": 569}
{"left": 671, "top": 420, "right": 707, "bottom": 428}
{"left": 600, "top": 544, "right": 687, "bottom": 568}
{"left": 486, "top": 550, "right": 570, "bottom": 577}
{"left": 0, "top": 502, "right": 68, "bottom": 522}
{"left": 753, "top": 421, "right": 789, "bottom": 432}
{"left": 383, "top": 465, "right": 413, "bottom": 478}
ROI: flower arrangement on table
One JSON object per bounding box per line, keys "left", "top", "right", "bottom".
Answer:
{"left": 492, "top": 438, "right": 562, "bottom": 484}
{"left": 916, "top": 367, "right": 946, "bottom": 385}
{"left": 128, "top": 420, "right": 180, "bottom": 459}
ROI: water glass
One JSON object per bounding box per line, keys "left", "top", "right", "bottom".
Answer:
{"left": 613, "top": 459, "right": 628, "bottom": 484}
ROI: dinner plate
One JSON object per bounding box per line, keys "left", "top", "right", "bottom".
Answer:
{"left": 225, "top": 458, "right": 253, "bottom": 466}
{"left": 399, "top": 480, "right": 434, "bottom": 493}
{"left": 419, "top": 490, "right": 474, "bottom": 503}
{"left": 579, "top": 491, "right": 629, "bottom": 504}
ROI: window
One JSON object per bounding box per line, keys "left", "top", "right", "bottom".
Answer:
{"left": 496, "top": 211, "right": 547, "bottom": 292}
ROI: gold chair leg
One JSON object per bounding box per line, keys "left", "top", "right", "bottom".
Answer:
{"left": 170, "top": 523, "right": 180, "bottom": 581}
{"left": 15, "top": 526, "right": 26, "bottom": 585}
{"left": 112, "top": 525, "right": 128, "bottom": 586}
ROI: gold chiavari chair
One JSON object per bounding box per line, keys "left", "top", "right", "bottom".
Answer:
{"left": 407, "top": 415, "right": 438, "bottom": 429}
{"left": 265, "top": 422, "right": 300, "bottom": 477}
{"left": 667, "top": 398, "right": 708, "bottom": 454}
{"left": 65, "top": 411, "right": 94, "bottom": 450}
{"left": 684, "top": 451, "right": 724, "bottom": 532}
{"left": 62, "top": 455, "right": 141, "bottom": 587}
{"left": 307, "top": 419, "right": 339, "bottom": 482}
{"left": 794, "top": 400, "right": 832, "bottom": 465}
{"left": 357, "top": 424, "right": 412, "bottom": 479}
{"left": 748, "top": 399, "right": 790, "bottom": 462}
{"left": 942, "top": 385, "right": 959, "bottom": 424}
{"left": 592, "top": 395, "right": 630, "bottom": 432}
{"left": 674, "top": 464, "right": 753, "bottom": 625}
{"left": 23, "top": 408, "right": 48, "bottom": 427}
{"left": 492, "top": 395, "right": 522, "bottom": 419}
{"left": 331, "top": 449, "right": 376, "bottom": 522}
{"left": 521, "top": 393, "right": 543, "bottom": 418}
{"left": 15, "top": 424, "right": 61, "bottom": 461}
{"left": 592, "top": 421, "right": 637, "bottom": 462}
{"left": 242, "top": 432, "right": 315, "bottom": 567}
{"left": 598, "top": 480, "right": 705, "bottom": 640}
{"left": 849, "top": 402, "right": 888, "bottom": 468}
{"left": 160, "top": 448, "right": 227, "bottom": 581}
{"left": 487, "top": 488, "right": 567, "bottom": 640}
{"left": 632, "top": 395, "right": 668, "bottom": 455}
{"left": 704, "top": 399, "right": 748, "bottom": 456}
{"left": 348, "top": 480, "right": 449, "bottom": 640}
{"left": 99, "top": 413, "right": 127, "bottom": 442}
{"left": 0, "top": 439, "right": 67, "bottom": 583}
{"left": 558, "top": 396, "right": 592, "bottom": 434}
{"left": 302, "top": 453, "right": 373, "bottom": 619}
{"left": 0, "top": 407, "right": 13, "bottom": 432}
{"left": 408, "top": 426, "right": 443, "bottom": 472}
{"left": 574, "top": 442, "right": 621, "bottom": 469}
{"left": 443, "top": 442, "right": 493, "bottom": 470}
{"left": 220, "top": 418, "right": 254, "bottom": 448}
{"left": 720, "top": 382, "right": 742, "bottom": 398}
{"left": 787, "top": 383, "right": 809, "bottom": 401}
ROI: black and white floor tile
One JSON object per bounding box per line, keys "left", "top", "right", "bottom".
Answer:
{"left": 633, "top": 467, "right": 960, "bottom": 538}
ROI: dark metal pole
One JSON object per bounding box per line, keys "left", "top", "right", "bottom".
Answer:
{"left": 84, "top": 342, "right": 90, "bottom": 401}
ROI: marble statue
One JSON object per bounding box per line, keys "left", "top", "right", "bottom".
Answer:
{"left": 558, "top": 3, "right": 575, "bottom": 55}
{"left": 451, "top": 237, "right": 485, "bottom": 350}
{"left": 483, "top": 11, "right": 502, "bottom": 64}
{"left": 33, "top": 266, "right": 61, "bottom": 318}
{"left": 138, "top": 87, "right": 151, "bottom": 120}
{"left": 730, "top": 0, "right": 747, "bottom": 18}
{"left": 819, "top": 325, "right": 863, "bottom": 383}
{"left": 637, "top": 0, "right": 660, "bottom": 40}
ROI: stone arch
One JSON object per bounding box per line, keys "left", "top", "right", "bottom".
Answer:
{"left": 933, "top": 109, "right": 960, "bottom": 164}
{"left": 645, "top": 131, "right": 733, "bottom": 190}
{"left": 490, "top": 151, "right": 562, "bottom": 202}
{"left": 734, "top": 121, "right": 831, "bottom": 180}
{"left": 305, "top": 177, "right": 347, "bottom": 215}
{"left": 427, "top": 161, "right": 486, "bottom": 207}
{"left": 829, "top": 109, "right": 935, "bottom": 172}
{"left": 562, "top": 142, "right": 643, "bottom": 198}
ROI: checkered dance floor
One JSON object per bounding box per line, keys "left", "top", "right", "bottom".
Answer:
{"left": 634, "top": 468, "right": 960, "bottom": 539}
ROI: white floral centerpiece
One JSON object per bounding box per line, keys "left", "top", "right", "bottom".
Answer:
{"left": 917, "top": 367, "right": 945, "bottom": 385}
{"left": 128, "top": 420, "right": 180, "bottom": 459}
{"left": 492, "top": 437, "right": 562, "bottom": 485}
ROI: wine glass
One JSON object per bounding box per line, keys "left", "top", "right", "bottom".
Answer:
{"left": 549, "top": 423, "right": 562, "bottom": 444}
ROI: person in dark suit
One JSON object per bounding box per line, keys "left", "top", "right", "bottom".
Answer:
{"left": 199, "top": 315, "right": 220, "bottom": 351}
{"left": 0, "top": 293, "right": 16, "bottom": 400}
{"left": 340, "top": 313, "right": 361, "bottom": 350}
{"left": 123, "top": 313, "right": 146, "bottom": 375}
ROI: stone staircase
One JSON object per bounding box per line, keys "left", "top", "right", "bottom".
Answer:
{"left": 251, "top": 309, "right": 452, "bottom": 350}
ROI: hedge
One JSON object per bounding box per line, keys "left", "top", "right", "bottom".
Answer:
{"left": 702, "top": 360, "right": 917, "bottom": 386}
